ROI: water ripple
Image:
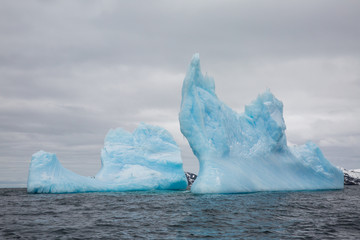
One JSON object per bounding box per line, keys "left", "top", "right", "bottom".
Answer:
{"left": 0, "top": 187, "right": 359, "bottom": 239}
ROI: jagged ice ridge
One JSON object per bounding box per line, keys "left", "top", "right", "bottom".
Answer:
{"left": 179, "top": 54, "right": 344, "bottom": 194}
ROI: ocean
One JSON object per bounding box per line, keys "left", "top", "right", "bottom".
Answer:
{"left": 1, "top": 186, "right": 359, "bottom": 239}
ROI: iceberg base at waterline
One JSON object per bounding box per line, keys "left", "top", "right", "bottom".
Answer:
{"left": 179, "top": 54, "right": 344, "bottom": 194}
{"left": 27, "top": 123, "right": 188, "bottom": 193}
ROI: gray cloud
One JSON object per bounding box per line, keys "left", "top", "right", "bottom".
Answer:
{"left": 1, "top": 0, "right": 359, "bottom": 186}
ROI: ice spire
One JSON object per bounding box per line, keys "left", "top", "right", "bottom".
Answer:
{"left": 179, "top": 54, "right": 343, "bottom": 193}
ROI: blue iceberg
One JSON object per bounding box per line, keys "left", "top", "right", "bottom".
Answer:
{"left": 96, "top": 123, "right": 188, "bottom": 190}
{"left": 27, "top": 123, "right": 188, "bottom": 193}
{"left": 179, "top": 54, "right": 344, "bottom": 193}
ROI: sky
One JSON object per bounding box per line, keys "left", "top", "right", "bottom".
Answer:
{"left": 1, "top": 0, "right": 359, "bottom": 187}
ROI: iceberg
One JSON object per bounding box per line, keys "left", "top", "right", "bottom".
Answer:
{"left": 27, "top": 151, "right": 107, "bottom": 193}
{"left": 27, "top": 123, "right": 188, "bottom": 193}
{"left": 179, "top": 54, "right": 344, "bottom": 193}
{"left": 95, "top": 123, "right": 188, "bottom": 190}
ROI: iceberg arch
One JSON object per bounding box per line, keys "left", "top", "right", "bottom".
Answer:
{"left": 27, "top": 123, "right": 188, "bottom": 193}
{"left": 179, "top": 54, "right": 344, "bottom": 193}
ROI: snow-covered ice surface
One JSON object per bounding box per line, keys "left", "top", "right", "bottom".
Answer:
{"left": 27, "top": 123, "right": 188, "bottom": 193}
{"left": 340, "top": 168, "right": 360, "bottom": 185}
{"left": 179, "top": 54, "right": 344, "bottom": 194}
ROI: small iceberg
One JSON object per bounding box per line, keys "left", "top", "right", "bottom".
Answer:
{"left": 27, "top": 123, "right": 188, "bottom": 193}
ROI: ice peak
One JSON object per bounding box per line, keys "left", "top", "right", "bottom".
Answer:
{"left": 181, "top": 53, "right": 215, "bottom": 101}
{"left": 190, "top": 53, "right": 200, "bottom": 67}
{"left": 245, "top": 90, "right": 284, "bottom": 118}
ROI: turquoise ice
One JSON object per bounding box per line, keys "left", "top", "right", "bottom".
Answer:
{"left": 179, "top": 54, "right": 344, "bottom": 193}
{"left": 27, "top": 123, "right": 188, "bottom": 193}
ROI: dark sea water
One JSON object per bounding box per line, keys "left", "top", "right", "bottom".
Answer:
{"left": 0, "top": 186, "right": 359, "bottom": 239}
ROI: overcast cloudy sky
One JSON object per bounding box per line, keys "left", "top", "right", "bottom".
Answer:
{"left": 1, "top": 0, "right": 359, "bottom": 187}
